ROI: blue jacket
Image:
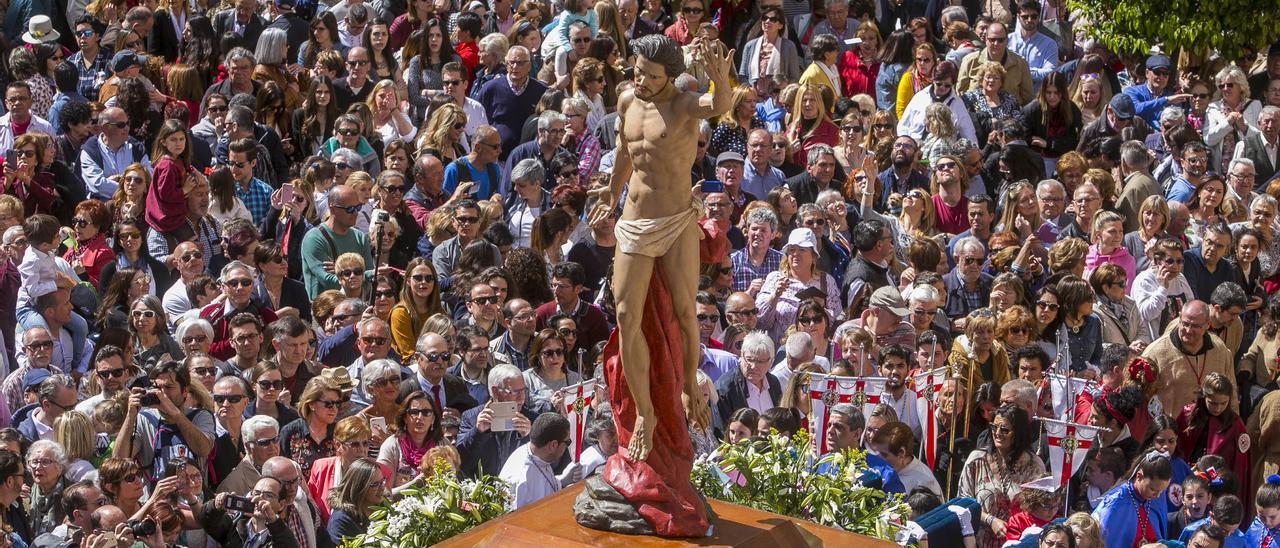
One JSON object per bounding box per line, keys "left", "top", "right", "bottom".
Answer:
{"left": 1244, "top": 516, "right": 1280, "bottom": 547}
{"left": 1181, "top": 517, "right": 1245, "bottom": 547}
{"left": 1123, "top": 83, "right": 1185, "bottom": 127}
{"left": 1092, "top": 481, "right": 1168, "bottom": 548}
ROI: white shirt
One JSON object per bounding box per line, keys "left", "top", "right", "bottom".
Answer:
{"left": 745, "top": 378, "right": 774, "bottom": 413}
{"left": 897, "top": 457, "right": 942, "bottom": 497}
{"left": 1131, "top": 269, "right": 1194, "bottom": 341}
{"left": 499, "top": 443, "right": 560, "bottom": 509}
{"left": 162, "top": 279, "right": 193, "bottom": 328}
{"left": 580, "top": 445, "right": 606, "bottom": 477}
{"left": 879, "top": 389, "right": 921, "bottom": 441}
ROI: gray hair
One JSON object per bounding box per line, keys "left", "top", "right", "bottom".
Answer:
{"left": 507, "top": 45, "right": 530, "bottom": 60}
{"left": 176, "top": 319, "right": 214, "bottom": 342}
{"left": 223, "top": 47, "right": 256, "bottom": 67}
{"left": 630, "top": 34, "right": 685, "bottom": 79}
{"left": 561, "top": 96, "right": 590, "bottom": 117}
{"left": 27, "top": 440, "right": 68, "bottom": 470}
{"left": 226, "top": 105, "right": 254, "bottom": 130}
{"left": 1159, "top": 106, "right": 1185, "bottom": 125}
{"left": 740, "top": 331, "right": 775, "bottom": 360}
{"left": 815, "top": 189, "right": 843, "bottom": 209}
{"left": 829, "top": 403, "right": 864, "bottom": 429}
{"left": 1229, "top": 157, "right": 1256, "bottom": 173}
{"left": 1120, "top": 140, "right": 1151, "bottom": 168}
{"left": 699, "top": 119, "right": 712, "bottom": 137}
{"left": 907, "top": 284, "right": 939, "bottom": 304}
{"left": 797, "top": 202, "right": 823, "bottom": 220}
{"left": 479, "top": 33, "right": 509, "bottom": 56}
{"left": 806, "top": 144, "right": 836, "bottom": 166}
{"left": 952, "top": 236, "right": 985, "bottom": 256}
{"left": 220, "top": 260, "right": 256, "bottom": 281}
{"left": 356, "top": 316, "right": 390, "bottom": 336}
{"left": 742, "top": 206, "right": 779, "bottom": 232}
{"left": 241, "top": 415, "right": 280, "bottom": 443}
{"left": 511, "top": 158, "right": 546, "bottom": 185}
{"left": 1262, "top": 105, "right": 1280, "bottom": 119}
{"left": 1215, "top": 65, "right": 1250, "bottom": 96}
{"left": 487, "top": 364, "right": 523, "bottom": 392}
{"left": 940, "top": 5, "right": 968, "bottom": 24}
{"left": 1, "top": 226, "right": 20, "bottom": 245}
{"left": 332, "top": 147, "right": 363, "bottom": 167}
{"left": 360, "top": 359, "right": 402, "bottom": 388}
{"left": 255, "top": 28, "right": 288, "bottom": 65}
{"left": 1036, "top": 178, "right": 1066, "bottom": 196}
{"left": 1003, "top": 378, "right": 1038, "bottom": 409}
{"left": 537, "top": 110, "right": 567, "bottom": 130}
{"left": 784, "top": 331, "right": 813, "bottom": 359}
{"left": 823, "top": 0, "right": 845, "bottom": 8}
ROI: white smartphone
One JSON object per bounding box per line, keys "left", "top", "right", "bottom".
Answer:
{"left": 490, "top": 401, "right": 519, "bottom": 432}
{"left": 369, "top": 416, "right": 387, "bottom": 432}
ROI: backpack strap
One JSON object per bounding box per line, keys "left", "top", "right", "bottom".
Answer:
{"left": 318, "top": 225, "right": 339, "bottom": 261}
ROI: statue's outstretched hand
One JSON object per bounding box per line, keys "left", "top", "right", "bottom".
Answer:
{"left": 697, "top": 40, "right": 734, "bottom": 84}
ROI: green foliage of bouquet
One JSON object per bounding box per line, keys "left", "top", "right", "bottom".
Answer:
{"left": 690, "top": 428, "right": 909, "bottom": 540}
{"left": 341, "top": 461, "right": 511, "bottom": 547}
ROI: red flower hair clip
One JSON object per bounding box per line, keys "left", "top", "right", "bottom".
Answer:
{"left": 202, "top": 166, "right": 213, "bottom": 176}
{"left": 1127, "top": 358, "right": 1155, "bottom": 384}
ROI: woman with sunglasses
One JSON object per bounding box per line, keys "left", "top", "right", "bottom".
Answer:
{"left": 130, "top": 295, "right": 181, "bottom": 366}
{"left": 390, "top": 258, "right": 446, "bottom": 360}
{"left": 1090, "top": 263, "right": 1145, "bottom": 353}
{"left": 547, "top": 314, "right": 585, "bottom": 375}
{"left": 306, "top": 416, "right": 390, "bottom": 521}
{"left": 851, "top": 158, "right": 940, "bottom": 264}
{"left": 370, "top": 169, "right": 422, "bottom": 270}
{"left": 377, "top": 390, "right": 443, "bottom": 488}
{"left": 356, "top": 359, "right": 403, "bottom": 439}
{"left": 281, "top": 376, "right": 344, "bottom": 483}
{"left": 96, "top": 220, "right": 169, "bottom": 296}
{"left": 961, "top": 61, "right": 1022, "bottom": 148}
{"left": 1206, "top": 66, "right": 1261, "bottom": 173}
{"left": 417, "top": 103, "right": 468, "bottom": 165}
{"left": 958, "top": 404, "right": 1045, "bottom": 547}
{"left": 522, "top": 329, "right": 580, "bottom": 413}
{"left": 95, "top": 266, "right": 151, "bottom": 331}
{"left": 99, "top": 457, "right": 148, "bottom": 517}
{"left": 68, "top": 199, "right": 117, "bottom": 290}
{"left": 245, "top": 362, "right": 300, "bottom": 428}
{"left": 251, "top": 241, "right": 311, "bottom": 321}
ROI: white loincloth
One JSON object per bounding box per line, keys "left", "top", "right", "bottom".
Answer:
{"left": 614, "top": 205, "right": 703, "bottom": 258}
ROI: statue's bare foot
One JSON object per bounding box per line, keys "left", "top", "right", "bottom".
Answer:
{"left": 627, "top": 413, "right": 655, "bottom": 462}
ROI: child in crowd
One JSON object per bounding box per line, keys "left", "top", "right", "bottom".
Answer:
{"left": 1178, "top": 494, "right": 1245, "bottom": 547}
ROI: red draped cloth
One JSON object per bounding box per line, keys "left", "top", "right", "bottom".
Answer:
{"left": 599, "top": 221, "right": 723, "bottom": 537}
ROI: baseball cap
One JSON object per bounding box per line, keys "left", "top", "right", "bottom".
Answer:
{"left": 715, "top": 151, "right": 745, "bottom": 166}
{"left": 1146, "top": 54, "right": 1172, "bottom": 71}
{"left": 1108, "top": 94, "right": 1135, "bottom": 120}
{"left": 783, "top": 228, "right": 818, "bottom": 253}
{"left": 868, "top": 286, "right": 909, "bottom": 317}
{"left": 274, "top": 0, "right": 297, "bottom": 7}
{"left": 111, "top": 50, "right": 146, "bottom": 73}
{"left": 24, "top": 369, "right": 51, "bottom": 390}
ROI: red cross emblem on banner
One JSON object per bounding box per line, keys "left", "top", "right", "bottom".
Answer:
{"left": 809, "top": 377, "right": 853, "bottom": 454}
{"left": 1047, "top": 424, "right": 1093, "bottom": 488}
{"left": 563, "top": 382, "right": 595, "bottom": 462}
{"left": 851, "top": 379, "right": 881, "bottom": 409}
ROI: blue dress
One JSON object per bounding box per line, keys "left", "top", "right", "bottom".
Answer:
{"left": 1244, "top": 517, "right": 1280, "bottom": 547}
{"left": 1091, "top": 481, "right": 1168, "bottom": 548}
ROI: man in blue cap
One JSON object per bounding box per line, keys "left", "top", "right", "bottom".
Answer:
{"left": 1123, "top": 54, "right": 1193, "bottom": 127}
{"left": 1079, "top": 93, "right": 1152, "bottom": 147}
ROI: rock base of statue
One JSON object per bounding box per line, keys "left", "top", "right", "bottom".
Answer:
{"left": 439, "top": 483, "right": 898, "bottom": 547}
{"left": 573, "top": 475, "right": 714, "bottom": 536}
{"left": 576, "top": 260, "right": 710, "bottom": 537}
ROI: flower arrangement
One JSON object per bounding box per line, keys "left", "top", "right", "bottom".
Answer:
{"left": 690, "top": 428, "right": 909, "bottom": 541}
{"left": 341, "top": 460, "right": 510, "bottom": 547}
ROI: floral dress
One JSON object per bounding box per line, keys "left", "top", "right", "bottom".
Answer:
{"left": 958, "top": 449, "right": 1046, "bottom": 548}
{"left": 27, "top": 75, "right": 55, "bottom": 119}
{"left": 963, "top": 89, "right": 1024, "bottom": 148}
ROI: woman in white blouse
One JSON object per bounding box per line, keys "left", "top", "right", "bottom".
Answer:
{"left": 755, "top": 228, "right": 842, "bottom": 342}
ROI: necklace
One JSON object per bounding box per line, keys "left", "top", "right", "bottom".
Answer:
{"left": 530, "top": 451, "right": 559, "bottom": 493}
{"left": 1182, "top": 353, "right": 1208, "bottom": 386}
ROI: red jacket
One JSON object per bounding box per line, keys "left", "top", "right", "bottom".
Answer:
{"left": 199, "top": 300, "right": 278, "bottom": 360}
{"left": 838, "top": 50, "right": 880, "bottom": 98}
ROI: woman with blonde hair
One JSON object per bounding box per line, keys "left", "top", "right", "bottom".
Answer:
{"left": 110, "top": 162, "right": 150, "bottom": 226}
{"left": 367, "top": 79, "right": 416, "bottom": 144}
{"left": 949, "top": 308, "right": 1010, "bottom": 386}
{"left": 995, "top": 180, "right": 1042, "bottom": 241}
{"left": 326, "top": 457, "right": 388, "bottom": 539}
{"left": 417, "top": 102, "right": 467, "bottom": 164}
{"left": 920, "top": 102, "right": 959, "bottom": 165}
{"left": 865, "top": 109, "right": 898, "bottom": 156}
{"left": 708, "top": 84, "right": 762, "bottom": 158}
{"left": 165, "top": 64, "right": 204, "bottom": 127}
{"left": 54, "top": 411, "right": 98, "bottom": 480}
{"left": 852, "top": 162, "right": 938, "bottom": 264}
{"left": 334, "top": 252, "right": 367, "bottom": 300}
{"left": 1206, "top": 65, "right": 1262, "bottom": 173}
{"left": 1070, "top": 71, "right": 1111, "bottom": 127}
{"left": 895, "top": 42, "right": 936, "bottom": 119}
{"left": 961, "top": 62, "right": 1022, "bottom": 148}
{"left": 1122, "top": 195, "right": 1171, "bottom": 273}
{"left": 836, "top": 21, "right": 882, "bottom": 97}
{"left": 834, "top": 109, "right": 869, "bottom": 174}
{"left": 570, "top": 57, "right": 607, "bottom": 133}
{"left": 786, "top": 83, "right": 840, "bottom": 166}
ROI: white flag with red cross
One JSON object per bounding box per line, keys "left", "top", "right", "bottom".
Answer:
{"left": 1043, "top": 372, "right": 1099, "bottom": 420}
{"left": 807, "top": 373, "right": 887, "bottom": 454}
{"left": 909, "top": 366, "right": 948, "bottom": 468}
{"left": 557, "top": 379, "right": 597, "bottom": 463}
{"left": 1042, "top": 417, "right": 1103, "bottom": 488}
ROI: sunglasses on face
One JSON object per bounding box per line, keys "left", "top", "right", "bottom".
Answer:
{"left": 541, "top": 348, "right": 565, "bottom": 357}
{"left": 406, "top": 408, "right": 433, "bottom": 417}
{"left": 361, "top": 336, "right": 389, "bottom": 346}
{"left": 192, "top": 366, "right": 218, "bottom": 377}
{"left": 470, "top": 295, "right": 499, "bottom": 305}
{"left": 337, "top": 128, "right": 360, "bottom": 136}
{"left": 375, "top": 289, "right": 396, "bottom": 299}
{"left": 76, "top": 29, "right": 94, "bottom": 37}
{"left": 317, "top": 399, "right": 343, "bottom": 409}
{"left": 335, "top": 204, "right": 362, "bottom": 215}
{"left": 71, "top": 218, "right": 90, "bottom": 228}
{"left": 455, "top": 215, "right": 480, "bottom": 225}
{"left": 258, "top": 380, "right": 285, "bottom": 391}
{"left": 131, "top": 309, "right": 156, "bottom": 319}
{"left": 696, "top": 313, "right": 719, "bottom": 322}
{"left": 227, "top": 160, "right": 248, "bottom": 169}
{"left": 420, "top": 351, "right": 449, "bottom": 362}
{"left": 182, "top": 335, "right": 208, "bottom": 344}
{"left": 370, "top": 376, "right": 400, "bottom": 388}
{"left": 338, "top": 268, "right": 361, "bottom": 278}
{"left": 223, "top": 278, "right": 253, "bottom": 288}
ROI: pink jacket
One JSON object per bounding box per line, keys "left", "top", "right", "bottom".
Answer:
{"left": 1084, "top": 243, "right": 1137, "bottom": 291}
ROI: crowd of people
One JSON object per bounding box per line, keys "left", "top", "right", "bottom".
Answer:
{"left": 0, "top": 0, "right": 1275, "bottom": 545}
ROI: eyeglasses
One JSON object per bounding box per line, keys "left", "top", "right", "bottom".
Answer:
{"left": 71, "top": 218, "right": 90, "bottom": 228}
{"left": 683, "top": 6, "right": 704, "bottom": 13}
{"left": 317, "top": 399, "right": 344, "bottom": 409}
{"left": 180, "top": 252, "right": 202, "bottom": 262}
{"left": 771, "top": 142, "right": 787, "bottom": 149}
{"left": 213, "top": 394, "right": 246, "bottom": 404}
{"left": 696, "top": 313, "right": 720, "bottom": 322}
{"left": 338, "top": 268, "right": 361, "bottom": 278}
{"left": 505, "top": 58, "right": 530, "bottom": 66}
{"left": 873, "top": 123, "right": 894, "bottom": 131}
{"left": 247, "top": 437, "right": 279, "bottom": 448}
{"left": 541, "top": 349, "right": 565, "bottom": 357}
{"left": 420, "top": 351, "right": 449, "bottom": 362}
{"left": 1193, "top": 93, "right": 1211, "bottom": 99}
{"left": 118, "top": 232, "right": 141, "bottom": 241}
{"left": 337, "top": 128, "right": 360, "bottom": 136}
{"left": 1035, "top": 301, "right": 1060, "bottom": 311}
{"left": 727, "top": 308, "right": 759, "bottom": 316}
{"left": 76, "top": 29, "right": 94, "bottom": 37}
{"left": 411, "top": 274, "right": 435, "bottom": 283}
{"left": 96, "top": 368, "right": 126, "bottom": 379}
{"left": 181, "top": 335, "right": 208, "bottom": 344}
{"left": 223, "top": 278, "right": 253, "bottom": 288}
{"left": 840, "top": 125, "right": 863, "bottom": 133}
{"left": 375, "top": 289, "right": 396, "bottom": 299}
{"left": 990, "top": 424, "right": 1013, "bottom": 435}
{"left": 451, "top": 122, "right": 466, "bottom": 130}
{"left": 1218, "top": 82, "right": 1235, "bottom": 90}
{"left": 470, "top": 295, "right": 499, "bottom": 305}
{"left": 761, "top": 15, "right": 782, "bottom": 22}
{"left": 14, "top": 149, "right": 35, "bottom": 159}
{"left": 406, "top": 408, "right": 433, "bottom": 417}
{"left": 334, "top": 162, "right": 351, "bottom": 170}
{"left": 131, "top": 309, "right": 156, "bottom": 319}
{"left": 381, "top": 184, "right": 406, "bottom": 193}
{"left": 802, "top": 218, "right": 827, "bottom": 226}
{"left": 455, "top": 215, "right": 480, "bottom": 225}
{"left": 347, "top": 59, "right": 370, "bottom": 66}
{"left": 257, "top": 380, "right": 285, "bottom": 391}
{"left": 360, "top": 336, "right": 389, "bottom": 346}
{"left": 1008, "top": 327, "right": 1028, "bottom": 335}
{"left": 227, "top": 160, "right": 249, "bottom": 168}
{"left": 935, "top": 161, "right": 958, "bottom": 171}
{"left": 25, "top": 340, "right": 53, "bottom": 351}
{"left": 797, "top": 315, "right": 824, "bottom": 325}
{"left": 961, "top": 256, "right": 982, "bottom": 265}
